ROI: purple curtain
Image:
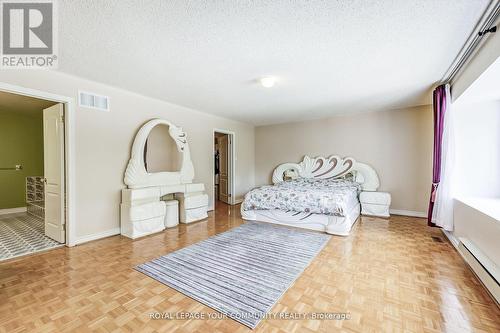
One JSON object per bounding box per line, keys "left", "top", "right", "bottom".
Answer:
{"left": 427, "top": 85, "right": 447, "bottom": 226}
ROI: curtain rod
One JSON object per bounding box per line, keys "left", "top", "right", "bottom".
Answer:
{"left": 441, "top": 1, "right": 500, "bottom": 84}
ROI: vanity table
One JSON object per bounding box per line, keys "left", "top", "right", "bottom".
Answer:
{"left": 120, "top": 119, "right": 209, "bottom": 239}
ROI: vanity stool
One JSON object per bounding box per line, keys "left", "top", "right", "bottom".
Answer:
{"left": 165, "top": 199, "right": 179, "bottom": 228}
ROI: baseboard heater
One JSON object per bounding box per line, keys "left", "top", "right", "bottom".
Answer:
{"left": 458, "top": 237, "right": 500, "bottom": 304}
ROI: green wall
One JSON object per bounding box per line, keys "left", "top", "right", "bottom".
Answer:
{"left": 0, "top": 110, "right": 44, "bottom": 209}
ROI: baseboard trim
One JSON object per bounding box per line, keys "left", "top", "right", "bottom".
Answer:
{"left": 458, "top": 238, "right": 500, "bottom": 305}
{"left": 0, "top": 207, "right": 27, "bottom": 215}
{"left": 233, "top": 198, "right": 243, "bottom": 205}
{"left": 441, "top": 229, "right": 460, "bottom": 248}
{"left": 390, "top": 209, "right": 427, "bottom": 218}
{"left": 75, "top": 227, "right": 120, "bottom": 245}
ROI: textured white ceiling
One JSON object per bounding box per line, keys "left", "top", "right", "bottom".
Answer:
{"left": 58, "top": 0, "right": 489, "bottom": 125}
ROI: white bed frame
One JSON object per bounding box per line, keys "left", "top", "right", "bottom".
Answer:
{"left": 241, "top": 155, "right": 380, "bottom": 236}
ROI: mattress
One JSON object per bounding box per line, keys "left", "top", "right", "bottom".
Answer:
{"left": 242, "top": 178, "right": 361, "bottom": 217}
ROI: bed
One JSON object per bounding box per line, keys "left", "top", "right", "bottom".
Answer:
{"left": 241, "top": 155, "right": 380, "bottom": 236}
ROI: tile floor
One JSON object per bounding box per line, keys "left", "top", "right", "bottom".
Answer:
{"left": 0, "top": 212, "right": 62, "bottom": 261}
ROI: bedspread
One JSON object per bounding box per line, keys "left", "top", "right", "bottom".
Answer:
{"left": 242, "top": 178, "right": 361, "bottom": 216}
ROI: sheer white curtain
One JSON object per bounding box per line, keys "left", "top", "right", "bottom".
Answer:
{"left": 432, "top": 84, "right": 455, "bottom": 230}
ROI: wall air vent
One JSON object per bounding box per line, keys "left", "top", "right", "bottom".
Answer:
{"left": 78, "top": 91, "right": 110, "bottom": 112}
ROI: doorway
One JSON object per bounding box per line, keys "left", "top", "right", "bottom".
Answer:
{"left": 213, "top": 130, "right": 235, "bottom": 210}
{"left": 0, "top": 91, "right": 67, "bottom": 261}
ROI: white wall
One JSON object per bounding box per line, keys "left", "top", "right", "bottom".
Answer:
{"left": 255, "top": 105, "right": 433, "bottom": 213}
{"left": 146, "top": 125, "right": 182, "bottom": 172}
{"left": 0, "top": 71, "right": 255, "bottom": 240}
{"left": 443, "top": 17, "right": 500, "bottom": 299}
{"left": 452, "top": 16, "right": 500, "bottom": 101}
{"left": 454, "top": 100, "right": 500, "bottom": 198}
{"left": 454, "top": 198, "right": 500, "bottom": 268}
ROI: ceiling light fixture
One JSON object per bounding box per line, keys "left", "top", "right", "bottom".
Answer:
{"left": 260, "top": 76, "right": 276, "bottom": 88}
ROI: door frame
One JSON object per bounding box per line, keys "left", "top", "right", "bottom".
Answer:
{"left": 0, "top": 82, "right": 76, "bottom": 246}
{"left": 212, "top": 129, "right": 235, "bottom": 208}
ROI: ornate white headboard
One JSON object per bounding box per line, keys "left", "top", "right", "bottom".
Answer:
{"left": 272, "top": 155, "right": 380, "bottom": 191}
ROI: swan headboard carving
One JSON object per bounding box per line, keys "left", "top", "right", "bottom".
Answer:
{"left": 272, "top": 155, "right": 380, "bottom": 191}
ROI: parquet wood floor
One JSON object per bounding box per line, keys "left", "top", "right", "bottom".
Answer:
{"left": 1, "top": 203, "right": 498, "bottom": 332}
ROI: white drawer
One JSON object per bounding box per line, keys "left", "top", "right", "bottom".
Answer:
{"left": 184, "top": 194, "right": 209, "bottom": 209}
{"left": 359, "top": 191, "right": 391, "bottom": 205}
{"left": 123, "top": 201, "right": 166, "bottom": 221}
{"left": 122, "top": 187, "right": 161, "bottom": 203}
{"left": 121, "top": 216, "right": 165, "bottom": 239}
{"left": 182, "top": 206, "right": 208, "bottom": 223}
{"left": 361, "top": 203, "right": 390, "bottom": 218}
{"left": 185, "top": 183, "right": 205, "bottom": 192}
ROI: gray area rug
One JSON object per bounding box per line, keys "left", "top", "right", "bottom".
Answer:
{"left": 136, "top": 222, "right": 330, "bottom": 328}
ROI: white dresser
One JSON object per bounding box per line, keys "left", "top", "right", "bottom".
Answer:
{"left": 121, "top": 183, "right": 208, "bottom": 239}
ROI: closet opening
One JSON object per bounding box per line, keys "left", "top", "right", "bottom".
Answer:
{"left": 0, "top": 91, "right": 67, "bottom": 261}
{"left": 213, "top": 130, "right": 235, "bottom": 211}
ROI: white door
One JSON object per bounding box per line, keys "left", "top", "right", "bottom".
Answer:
{"left": 218, "top": 134, "right": 230, "bottom": 204}
{"left": 43, "top": 104, "right": 65, "bottom": 243}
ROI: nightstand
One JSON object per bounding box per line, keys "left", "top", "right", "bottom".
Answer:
{"left": 360, "top": 191, "right": 391, "bottom": 218}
